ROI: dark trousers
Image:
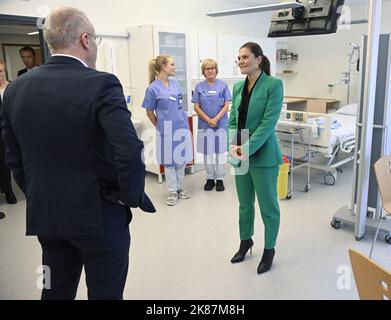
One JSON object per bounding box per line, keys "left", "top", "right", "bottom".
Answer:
{"left": 38, "top": 199, "right": 131, "bottom": 300}
{"left": 0, "top": 135, "right": 12, "bottom": 194}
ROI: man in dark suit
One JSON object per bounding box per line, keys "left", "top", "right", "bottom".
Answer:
{"left": 0, "top": 93, "right": 17, "bottom": 205}
{"left": 0, "top": 59, "right": 17, "bottom": 204}
{"left": 17, "top": 46, "right": 38, "bottom": 77}
{"left": 1, "top": 7, "right": 155, "bottom": 300}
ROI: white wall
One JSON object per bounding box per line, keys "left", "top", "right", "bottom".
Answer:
{"left": 0, "top": 0, "right": 272, "bottom": 90}
{"left": 2, "top": 0, "right": 391, "bottom": 105}
{"left": 282, "top": 2, "right": 391, "bottom": 105}
{"left": 0, "top": 0, "right": 271, "bottom": 36}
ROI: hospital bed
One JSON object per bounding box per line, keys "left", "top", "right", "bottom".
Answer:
{"left": 276, "top": 104, "right": 357, "bottom": 195}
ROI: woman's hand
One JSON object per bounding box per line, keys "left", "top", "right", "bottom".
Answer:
{"left": 230, "top": 145, "right": 247, "bottom": 160}
{"left": 146, "top": 109, "right": 157, "bottom": 127}
{"left": 229, "top": 145, "right": 240, "bottom": 158}
{"left": 208, "top": 118, "right": 218, "bottom": 128}
{"left": 236, "top": 146, "right": 248, "bottom": 161}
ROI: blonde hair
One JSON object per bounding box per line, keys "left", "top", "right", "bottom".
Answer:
{"left": 0, "top": 59, "right": 6, "bottom": 71}
{"left": 201, "top": 58, "right": 218, "bottom": 77}
{"left": 43, "top": 7, "right": 94, "bottom": 51}
{"left": 148, "top": 54, "right": 172, "bottom": 84}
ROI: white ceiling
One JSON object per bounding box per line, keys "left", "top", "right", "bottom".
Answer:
{"left": 222, "top": 0, "right": 382, "bottom": 6}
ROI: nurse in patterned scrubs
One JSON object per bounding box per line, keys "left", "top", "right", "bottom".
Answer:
{"left": 192, "top": 59, "right": 231, "bottom": 191}
{"left": 142, "top": 54, "right": 193, "bottom": 206}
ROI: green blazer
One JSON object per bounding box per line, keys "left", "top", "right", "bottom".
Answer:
{"left": 228, "top": 72, "right": 284, "bottom": 168}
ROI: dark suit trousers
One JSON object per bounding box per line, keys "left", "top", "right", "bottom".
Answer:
{"left": 38, "top": 199, "right": 131, "bottom": 300}
{"left": 0, "top": 134, "right": 12, "bottom": 194}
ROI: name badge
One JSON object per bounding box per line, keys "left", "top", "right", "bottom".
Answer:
{"left": 169, "top": 95, "right": 177, "bottom": 101}
{"left": 218, "top": 92, "right": 225, "bottom": 105}
{"left": 208, "top": 90, "right": 217, "bottom": 95}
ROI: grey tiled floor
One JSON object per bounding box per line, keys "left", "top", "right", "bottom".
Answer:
{"left": 1, "top": 161, "right": 390, "bottom": 300}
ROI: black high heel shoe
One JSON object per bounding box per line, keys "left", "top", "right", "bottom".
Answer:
{"left": 257, "top": 248, "right": 275, "bottom": 274}
{"left": 230, "top": 239, "right": 254, "bottom": 263}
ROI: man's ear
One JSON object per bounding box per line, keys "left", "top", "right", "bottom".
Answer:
{"left": 80, "top": 33, "right": 89, "bottom": 50}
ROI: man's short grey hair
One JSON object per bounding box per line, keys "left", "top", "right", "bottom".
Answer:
{"left": 43, "top": 7, "right": 94, "bottom": 51}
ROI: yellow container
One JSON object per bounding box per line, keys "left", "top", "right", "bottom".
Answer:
{"left": 277, "top": 163, "right": 289, "bottom": 199}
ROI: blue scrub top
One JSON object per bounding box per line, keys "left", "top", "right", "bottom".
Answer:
{"left": 142, "top": 79, "right": 189, "bottom": 134}
{"left": 191, "top": 79, "right": 231, "bottom": 130}
{"left": 192, "top": 79, "right": 231, "bottom": 155}
{"left": 142, "top": 79, "right": 192, "bottom": 167}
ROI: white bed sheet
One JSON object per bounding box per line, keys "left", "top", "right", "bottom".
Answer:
{"left": 330, "top": 113, "right": 357, "bottom": 146}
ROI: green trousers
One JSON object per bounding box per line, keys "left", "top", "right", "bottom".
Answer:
{"left": 235, "top": 165, "right": 280, "bottom": 249}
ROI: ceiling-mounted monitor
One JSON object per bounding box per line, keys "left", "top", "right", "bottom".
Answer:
{"left": 268, "top": 0, "right": 345, "bottom": 38}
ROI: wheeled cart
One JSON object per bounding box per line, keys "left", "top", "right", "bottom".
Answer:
{"left": 276, "top": 125, "right": 311, "bottom": 199}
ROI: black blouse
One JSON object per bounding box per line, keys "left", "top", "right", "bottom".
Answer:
{"left": 237, "top": 72, "right": 262, "bottom": 145}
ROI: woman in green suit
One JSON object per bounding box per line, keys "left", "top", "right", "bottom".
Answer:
{"left": 229, "top": 42, "right": 283, "bottom": 274}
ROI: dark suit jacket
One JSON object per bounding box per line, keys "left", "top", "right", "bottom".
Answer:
{"left": 17, "top": 68, "right": 28, "bottom": 77}
{"left": 1, "top": 56, "right": 155, "bottom": 237}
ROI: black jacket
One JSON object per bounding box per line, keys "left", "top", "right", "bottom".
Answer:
{"left": 1, "top": 56, "right": 155, "bottom": 237}
{"left": 17, "top": 68, "right": 28, "bottom": 77}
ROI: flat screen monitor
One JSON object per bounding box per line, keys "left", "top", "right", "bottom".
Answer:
{"left": 268, "top": 0, "right": 345, "bottom": 38}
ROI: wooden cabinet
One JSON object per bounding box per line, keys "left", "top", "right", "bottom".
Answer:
{"left": 284, "top": 96, "right": 340, "bottom": 113}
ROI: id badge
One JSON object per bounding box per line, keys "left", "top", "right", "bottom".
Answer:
{"left": 178, "top": 93, "right": 183, "bottom": 104}
{"left": 169, "top": 95, "right": 177, "bottom": 101}
{"left": 218, "top": 92, "right": 225, "bottom": 105}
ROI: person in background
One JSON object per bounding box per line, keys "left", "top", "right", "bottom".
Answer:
{"left": 229, "top": 42, "right": 283, "bottom": 274}
{"left": 192, "top": 59, "right": 231, "bottom": 192}
{"left": 142, "top": 54, "right": 193, "bottom": 206}
{"left": 0, "top": 59, "right": 17, "bottom": 204}
{"left": 17, "top": 46, "right": 38, "bottom": 77}
{"left": 1, "top": 7, "right": 155, "bottom": 300}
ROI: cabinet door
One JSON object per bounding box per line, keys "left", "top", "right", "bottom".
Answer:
{"left": 233, "top": 36, "right": 249, "bottom": 78}
{"left": 250, "top": 37, "right": 277, "bottom": 76}
{"left": 156, "top": 30, "right": 189, "bottom": 112}
{"left": 189, "top": 32, "right": 200, "bottom": 80}
{"left": 198, "top": 32, "right": 218, "bottom": 64}
{"left": 217, "top": 34, "right": 235, "bottom": 78}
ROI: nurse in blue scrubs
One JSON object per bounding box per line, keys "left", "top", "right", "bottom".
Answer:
{"left": 192, "top": 59, "right": 231, "bottom": 191}
{"left": 142, "top": 54, "right": 193, "bottom": 206}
